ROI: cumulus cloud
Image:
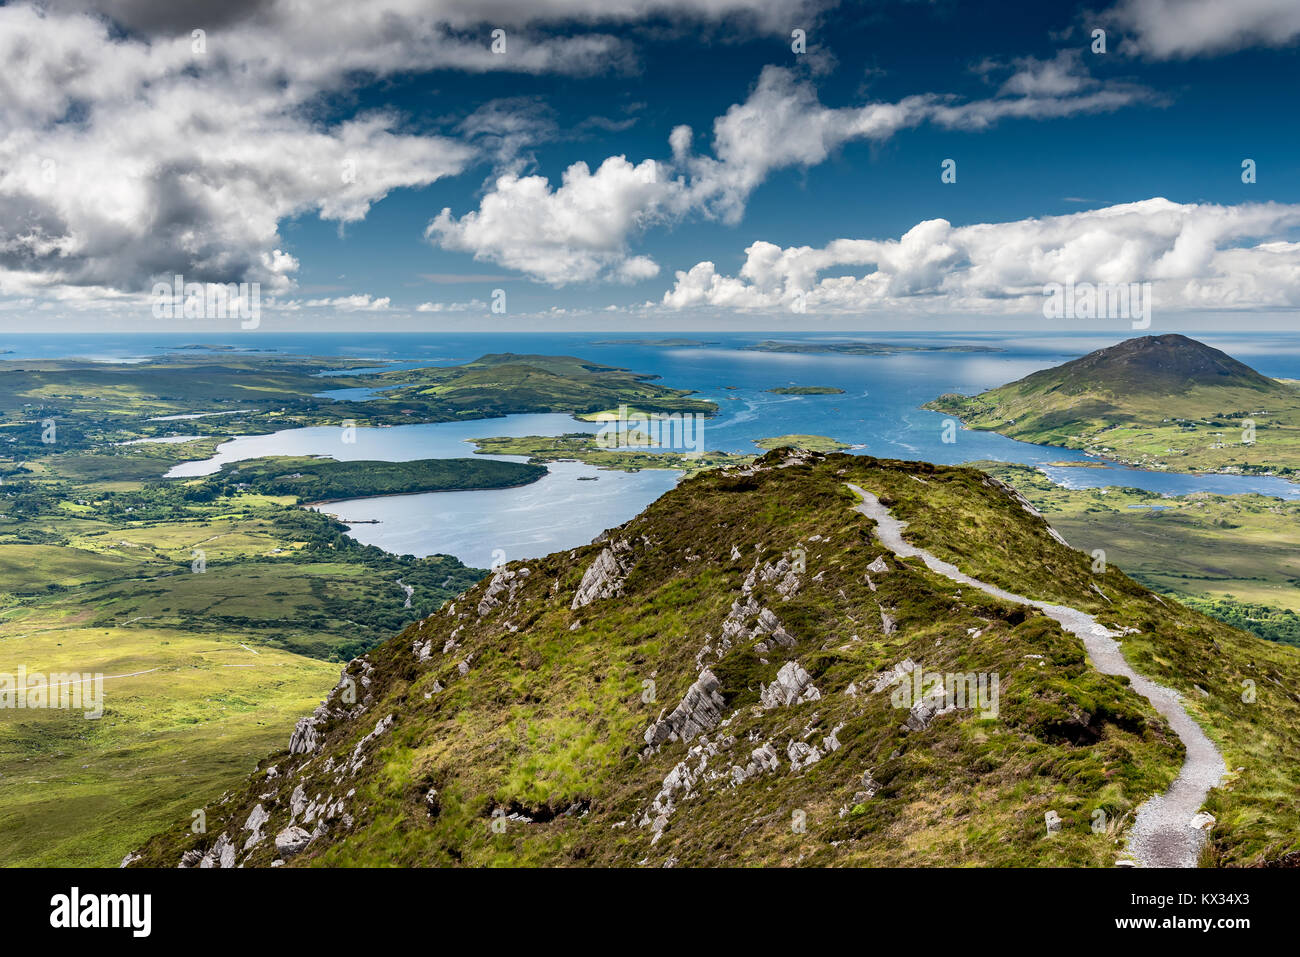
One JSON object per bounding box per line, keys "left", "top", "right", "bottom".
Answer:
{"left": 428, "top": 62, "right": 1154, "bottom": 283}
{"left": 1, "top": 0, "right": 820, "bottom": 303}
{"left": 416, "top": 299, "right": 488, "bottom": 312}
{"left": 303, "top": 294, "right": 392, "bottom": 311}
{"left": 1101, "top": 0, "right": 1300, "bottom": 58}
{"left": 427, "top": 156, "right": 672, "bottom": 285}
{"left": 661, "top": 198, "right": 1300, "bottom": 314}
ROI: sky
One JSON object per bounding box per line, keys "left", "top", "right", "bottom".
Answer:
{"left": 2, "top": 0, "right": 1300, "bottom": 333}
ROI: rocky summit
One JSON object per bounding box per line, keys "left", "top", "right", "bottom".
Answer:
{"left": 130, "top": 450, "right": 1300, "bottom": 868}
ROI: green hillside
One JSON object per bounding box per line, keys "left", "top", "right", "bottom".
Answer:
{"left": 927, "top": 335, "right": 1300, "bottom": 475}
{"left": 129, "top": 451, "right": 1300, "bottom": 869}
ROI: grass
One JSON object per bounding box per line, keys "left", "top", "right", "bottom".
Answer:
{"left": 131, "top": 452, "right": 1300, "bottom": 869}
{"left": 0, "top": 619, "right": 336, "bottom": 867}
{"left": 926, "top": 336, "right": 1300, "bottom": 475}
{"left": 0, "top": 349, "right": 726, "bottom": 868}
{"left": 969, "top": 461, "right": 1300, "bottom": 644}
{"left": 470, "top": 433, "right": 751, "bottom": 476}
{"left": 755, "top": 434, "right": 851, "bottom": 452}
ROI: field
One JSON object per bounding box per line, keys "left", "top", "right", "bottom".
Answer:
{"left": 975, "top": 462, "right": 1300, "bottom": 645}
{"left": 0, "top": 615, "right": 336, "bottom": 866}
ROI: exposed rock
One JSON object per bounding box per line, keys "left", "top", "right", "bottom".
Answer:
{"left": 902, "top": 680, "right": 955, "bottom": 732}
{"left": 199, "top": 833, "right": 235, "bottom": 869}
{"left": 866, "top": 555, "right": 890, "bottom": 574}
{"left": 1189, "top": 812, "right": 1216, "bottom": 831}
{"left": 760, "top": 661, "right": 821, "bottom": 709}
{"left": 644, "top": 670, "right": 726, "bottom": 746}
{"left": 860, "top": 770, "right": 879, "bottom": 797}
{"left": 119, "top": 851, "right": 140, "bottom": 868}
{"left": 287, "top": 662, "right": 374, "bottom": 756}
{"left": 346, "top": 714, "right": 394, "bottom": 775}
{"left": 274, "top": 825, "right": 312, "bottom": 859}
{"left": 822, "top": 722, "right": 844, "bottom": 753}
{"left": 478, "top": 567, "right": 529, "bottom": 616}
{"left": 242, "top": 803, "right": 270, "bottom": 850}
{"left": 571, "top": 541, "right": 633, "bottom": 609}
{"left": 870, "top": 658, "right": 916, "bottom": 694}
{"left": 288, "top": 716, "right": 319, "bottom": 756}
{"left": 712, "top": 595, "right": 796, "bottom": 663}
{"left": 178, "top": 849, "right": 203, "bottom": 869}
{"left": 786, "top": 739, "right": 822, "bottom": 771}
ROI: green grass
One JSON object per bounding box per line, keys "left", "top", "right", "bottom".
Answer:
{"left": 926, "top": 335, "right": 1300, "bottom": 475}
{"left": 0, "top": 620, "right": 336, "bottom": 867}
{"left": 754, "top": 434, "right": 851, "bottom": 452}
{"left": 208, "top": 456, "right": 546, "bottom": 502}
{"left": 0, "top": 349, "right": 729, "bottom": 868}
{"left": 131, "top": 452, "right": 1300, "bottom": 869}
{"left": 969, "top": 461, "right": 1300, "bottom": 641}
{"left": 470, "top": 433, "right": 751, "bottom": 476}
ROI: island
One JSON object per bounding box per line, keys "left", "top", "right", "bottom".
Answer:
{"left": 926, "top": 334, "right": 1300, "bottom": 476}
{"left": 754, "top": 434, "right": 851, "bottom": 452}
{"left": 469, "top": 433, "right": 752, "bottom": 476}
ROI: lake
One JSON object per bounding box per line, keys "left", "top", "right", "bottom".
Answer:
{"left": 15, "top": 331, "right": 1300, "bottom": 566}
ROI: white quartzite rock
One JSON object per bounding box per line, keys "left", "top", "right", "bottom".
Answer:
{"left": 759, "top": 661, "right": 821, "bottom": 709}
{"left": 644, "top": 670, "right": 726, "bottom": 746}
{"left": 274, "top": 825, "right": 312, "bottom": 859}
{"left": 571, "top": 540, "right": 633, "bottom": 609}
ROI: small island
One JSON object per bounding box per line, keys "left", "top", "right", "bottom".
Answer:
{"left": 471, "top": 433, "right": 751, "bottom": 476}
{"left": 754, "top": 434, "right": 851, "bottom": 452}
{"left": 207, "top": 456, "right": 547, "bottom": 503}
{"left": 765, "top": 386, "right": 846, "bottom": 395}
{"left": 589, "top": 338, "right": 718, "bottom": 347}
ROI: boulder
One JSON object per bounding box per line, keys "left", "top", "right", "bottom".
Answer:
{"left": 274, "top": 825, "right": 313, "bottom": 859}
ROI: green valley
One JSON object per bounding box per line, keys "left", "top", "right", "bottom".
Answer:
{"left": 0, "top": 349, "right": 718, "bottom": 866}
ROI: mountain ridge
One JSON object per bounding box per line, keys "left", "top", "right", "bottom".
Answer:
{"left": 128, "top": 451, "right": 1300, "bottom": 868}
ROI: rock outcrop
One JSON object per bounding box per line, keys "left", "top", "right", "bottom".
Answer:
{"left": 759, "top": 661, "right": 821, "bottom": 709}
{"left": 572, "top": 540, "right": 633, "bottom": 609}
{"left": 644, "top": 670, "right": 726, "bottom": 747}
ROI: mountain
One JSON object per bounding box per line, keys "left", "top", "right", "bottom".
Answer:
{"left": 926, "top": 335, "right": 1300, "bottom": 474}
{"left": 128, "top": 451, "right": 1300, "bottom": 868}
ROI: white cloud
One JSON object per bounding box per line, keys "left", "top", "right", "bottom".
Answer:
{"left": 427, "top": 156, "right": 672, "bottom": 285}
{"left": 429, "top": 63, "right": 1154, "bottom": 283}
{"left": 1102, "top": 0, "right": 1300, "bottom": 58}
{"left": 661, "top": 198, "right": 1300, "bottom": 314}
{"left": 0, "top": 0, "right": 821, "bottom": 303}
{"left": 416, "top": 299, "right": 488, "bottom": 312}
{"left": 304, "top": 294, "right": 392, "bottom": 311}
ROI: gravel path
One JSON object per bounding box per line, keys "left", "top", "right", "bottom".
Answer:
{"left": 847, "top": 484, "right": 1226, "bottom": 868}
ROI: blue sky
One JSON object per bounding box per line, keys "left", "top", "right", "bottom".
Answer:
{"left": 3, "top": 0, "right": 1300, "bottom": 331}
